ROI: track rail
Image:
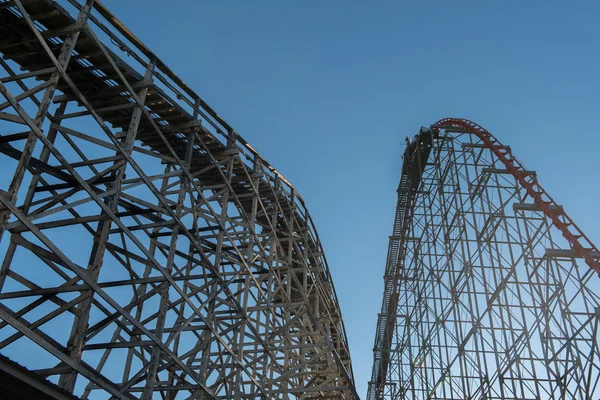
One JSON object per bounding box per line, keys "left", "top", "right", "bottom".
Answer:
{"left": 432, "top": 118, "right": 600, "bottom": 276}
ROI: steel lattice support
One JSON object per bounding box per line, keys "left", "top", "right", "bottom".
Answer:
{"left": 368, "top": 119, "right": 600, "bottom": 400}
{"left": 0, "top": 0, "right": 358, "bottom": 399}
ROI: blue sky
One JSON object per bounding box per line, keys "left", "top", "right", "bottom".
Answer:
{"left": 102, "top": 1, "right": 600, "bottom": 396}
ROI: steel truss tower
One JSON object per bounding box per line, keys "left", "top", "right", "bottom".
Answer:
{"left": 368, "top": 119, "right": 600, "bottom": 400}
{"left": 0, "top": 0, "right": 358, "bottom": 399}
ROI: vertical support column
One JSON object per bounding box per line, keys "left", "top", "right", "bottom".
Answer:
{"left": 248, "top": 156, "right": 264, "bottom": 389}
{"left": 164, "top": 99, "right": 203, "bottom": 400}
{"left": 232, "top": 153, "right": 260, "bottom": 398}
{"left": 142, "top": 122, "right": 196, "bottom": 399}
{"left": 197, "top": 119, "right": 237, "bottom": 400}
{"left": 220, "top": 132, "right": 238, "bottom": 398}
{"left": 58, "top": 57, "right": 156, "bottom": 392}
{"left": 261, "top": 168, "right": 277, "bottom": 390}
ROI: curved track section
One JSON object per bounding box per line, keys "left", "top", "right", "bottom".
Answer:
{"left": 0, "top": 1, "right": 357, "bottom": 399}
{"left": 369, "top": 118, "right": 600, "bottom": 399}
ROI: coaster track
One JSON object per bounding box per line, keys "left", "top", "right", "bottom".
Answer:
{"left": 0, "top": 0, "right": 358, "bottom": 398}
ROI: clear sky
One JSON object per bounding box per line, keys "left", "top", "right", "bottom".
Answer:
{"left": 102, "top": 1, "right": 600, "bottom": 396}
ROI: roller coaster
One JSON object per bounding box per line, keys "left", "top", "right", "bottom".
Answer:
{"left": 368, "top": 119, "right": 600, "bottom": 400}
{"left": 0, "top": 0, "right": 356, "bottom": 398}
{"left": 0, "top": 1, "right": 599, "bottom": 399}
